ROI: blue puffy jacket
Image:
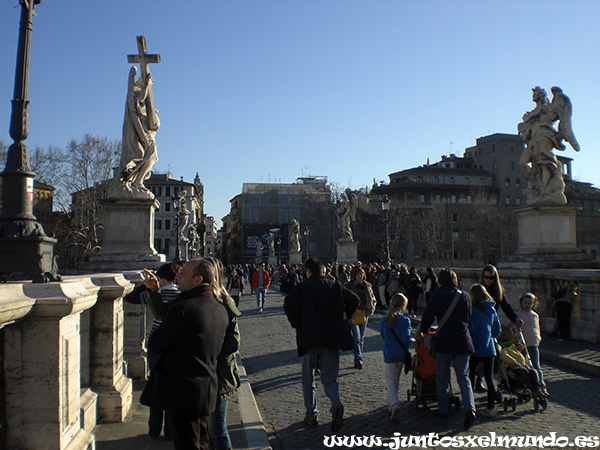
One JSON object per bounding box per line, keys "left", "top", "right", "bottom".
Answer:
{"left": 469, "top": 301, "right": 501, "bottom": 357}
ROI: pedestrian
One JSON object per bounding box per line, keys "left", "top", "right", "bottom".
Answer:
{"left": 424, "top": 267, "right": 438, "bottom": 303}
{"left": 147, "top": 258, "right": 229, "bottom": 450}
{"left": 283, "top": 258, "right": 359, "bottom": 432}
{"left": 280, "top": 264, "right": 302, "bottom": 294}
{"left": 380, "top": 293, "right": 412, "bottom": 423}
{"left": 479, "top": 264, "right": 522, "bottom": 326}
{"left": 345, "top": 266, "right": 377, "bottom": 369}
{"left": 206, "top": 257, "right": 242, "bottom": 450}
{"left": 468, "top": 284, "right": 501, "bottom": 418}
{"left": 126, "top": 262, "right": 180, "bottom": 440}
{"left": 517, "top": 292, "right": 548, "bottom": 396}
{"left": 406, "top": 266, "right": 423, "bottom": 316}
{"left": 251, "top": 262, "right": 271, "bottom": 313}
{"left": 419, "top": 268, "right": 476, "bottom": 429}
{"left": 225, "top": 267, "right": 244, "bottom": 308}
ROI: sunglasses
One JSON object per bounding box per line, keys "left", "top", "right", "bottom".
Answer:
{"left": 483, "top": 275, "right": 495, "bottom": 280}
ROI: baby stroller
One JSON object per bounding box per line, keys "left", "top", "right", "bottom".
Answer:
{"left": 496, "top": 329, "right": 548, "bottom": 412}
{"left": 407, "top": 331, "right": 460, "bottom": 410}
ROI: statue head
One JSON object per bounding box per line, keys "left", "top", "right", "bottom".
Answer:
{"left": 532, "top": 86, "right": 548, "bottom": 104}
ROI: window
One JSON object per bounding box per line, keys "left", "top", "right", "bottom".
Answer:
{"left": 505, "top": 178, "right": 511, "bottom": 187}
{"left": 493, "top": 161, "right": 497, "bottom": 170}
{"left": 452, "top": 229, "right": 459, "bottom": 240}
{"left": 454, "top": 249, "right": 460, "bottom": 259}
{"left": 154, "top": 238, "right": 161, "bottom": 253}
{"left": 290, "top": 209, "right": 300, "bottom": 221}
{"left": 165, "top": 219, "right": 171, "bottom": 230}
{"left": 511, "top": 161, "right": 515, "bottom": 170}
{"left": 421, "top": 249, "right": 427, "bottom": 259}
{"left": 436, "top": 231, "right": 444, "bottom": 241}
{"left": 505, "top": 196, "right": 511, "bottom": 205}
{"left": 279, "top": 209, "right": 288, "bottom": 223}
{"left": 452, "top": 213, "right": 459, "bottom": 222}
{"left": 480, "top": 178, "right": 485, "bottom": 186}
{"left": 467, "top": 230, "right": 474, "bottom": 241}
{"left": 469, "top": 249, "right": 475, "bottom": 259}
{"left": 260, "top": 193, "right": 271, "bottom": 205}
{"left": 465, "top": 177, "right": 470, "bottom": 186}
{"left": 156, "top": 186, "right": 162, "bottom": 196}
{"left": 165, "top": 186, "right": 171, "bottom": 196}
{"left": 466, "top": 195, "right": 472, "bottom": 204}
{"left": 508, "top": 231, "right": 513, "bottom": 241}
{"left": 515, "top": 197, "right": 521, "bottom": 206}
{"left": 164, "top": 239, "right": 170, "bottom": 254}
{"left": 419, "top": 194, "right": 426, "bottom": 204}
{"left": 247, "top": 194, "right": 259, "bottom": 205}
{"left": 417, "top": 176, "right": 423, "bottom": 183}
{"left": 249, "top": 209, "right": 259, "bottom": 223}
{"left": 451, "top": 195, "right": 457, "bottom": 204}
{"left": 516, "top": 178, "right": 521, "bottom": 187}
{"left": 468, "top": 214, "right": 474, "bottom": 222}
{"left": 155, "top": 219, "right": 162, "bottom": 230}
{"left": 449, "top": 177, "right": 455, "bottom": 185}
{"left": 434, "top": 194, "right": 441, "bottom": 203}
{"left": 434, "top": 176, "right": 439, "bottom": 184}
{"left": 165, "top": 202, "right": 171, "bottom": 212}
{"left": 492, "top": 144, "right": 496, "bottom": 154}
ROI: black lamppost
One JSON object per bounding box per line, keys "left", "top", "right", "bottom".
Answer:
{"left": 276, "top": 238, "right": 281, "bottom": 266}
{"left": 381, "top": 195, "right": 391, "bottom": 265}
{"left": 303, "top": 226, "right": 310, "bottom": 260}
{"left": 0, "top": 0, "right": 57, "bottom": 280}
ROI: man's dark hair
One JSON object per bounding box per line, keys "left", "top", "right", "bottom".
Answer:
{"left": 190, "top": 258, "right": 216, "bottom": 285}
{"left": 438, "top": 268, "right": 458, "bottom": 288}
{"left": 156, "top": 262, "right": 179, "bottom": 282}
{"left": 304, "top": 258, "right": 324, "bottom": 276}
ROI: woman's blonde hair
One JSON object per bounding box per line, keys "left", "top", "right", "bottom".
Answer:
{"left": 385, "top": 293, "right": 408, "bottom": 326}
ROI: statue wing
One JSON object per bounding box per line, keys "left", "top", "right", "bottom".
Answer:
{"left": 550, "top": 87, "right": 580, "bottom": 152}
{"left": 349, "top": 194, "right": 358, "bottom": 222}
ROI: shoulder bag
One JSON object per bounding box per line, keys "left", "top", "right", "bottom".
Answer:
{"left": 429, "top": 290, "right": 462, "bottom": 359}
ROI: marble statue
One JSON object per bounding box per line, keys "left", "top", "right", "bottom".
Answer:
{"left": 110, "top": 36, "right": 161, "bottom": 199}
{"left": 267, "top": 233, "right": 276, "bottom": 256}
{"left": 518, "top": 86, "right": 580, "bottom": 205}
{"left": 336, "top": 191, "right": 358, "bottom": 241}
{"left": 290, "top": 219, "right": 301, "bottom": 253}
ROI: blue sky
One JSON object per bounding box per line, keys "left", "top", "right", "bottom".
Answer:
{"left": 1, "top": 1, "right": 599, "bottom": 225}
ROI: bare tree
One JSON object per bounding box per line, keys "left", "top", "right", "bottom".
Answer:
{"left": 469, "top": 186, "right": 504, "bottom": 265}
{"left": 416, "top": 201, "right": 446, "bottom": 266}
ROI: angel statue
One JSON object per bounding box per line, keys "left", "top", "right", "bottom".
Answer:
{"left": 336, "top": 191, "right": 358, "bottom": 241}
{"left": 518, "top": 86, "right": 580, "bottom": 205}
{"left": 289, "top": 219, "right": 301, "bottom": 253}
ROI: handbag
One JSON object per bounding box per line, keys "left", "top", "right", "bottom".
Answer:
{"left": 429, "top": 290, "right": 462, "bottom": 359}
{"left": 351, "top": 308, "right": 367, "bottom": 325}
{"left": 390, "top": 328, "right": 412, "bottom": 374}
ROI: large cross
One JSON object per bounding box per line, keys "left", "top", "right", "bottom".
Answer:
{"left": 127, "top": 35, "right": 161, "bottom": 130}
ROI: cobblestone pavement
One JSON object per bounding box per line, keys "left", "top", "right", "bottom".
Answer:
{"left": 237, "top": 287, "right": 600, "bottom": 450}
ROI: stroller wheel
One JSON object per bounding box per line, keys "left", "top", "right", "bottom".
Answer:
{"left": 533, "top": 397, "right": 539, "bottom": 411}
{"left": 511, "top": 398, "right": 517, "bottom": 412}
{"left": 540, "top": 398, "right": 548, "bottom": 411}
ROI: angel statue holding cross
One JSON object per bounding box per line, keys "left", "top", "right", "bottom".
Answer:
{"left": 336, "top": 191, "right": 358, "bottom": 242}
{"left": 111, "top": 36, "right": 161, "bottom": 199}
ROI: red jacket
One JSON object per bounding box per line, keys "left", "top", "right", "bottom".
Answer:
{"left": 251, "top": 270, "right": 271, "bottom": 290}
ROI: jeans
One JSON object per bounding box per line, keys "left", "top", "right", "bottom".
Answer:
{"left": 469, "top": 356, "right": 495, "bottom": 409}
{"left": 208, "top": 400, "right": 231, "bottom": 450}
{"left": 385, "top": 362, "right": 404, "bottom": 407}
{"left": 256, "top": 287, "right": 266, "bottom": 311}
{"left": 301, "top": 347, "right": 341, "bottom": 420}
{"left": 350, "top": 317, "right": 368, "bottom": 364}
{"left": 527, "top": 346, "right": 547, "bottom": 391}
{"left": 435, "top": 352, "right": 475, "bottom": 414}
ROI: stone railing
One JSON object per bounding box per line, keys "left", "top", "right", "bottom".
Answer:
{"left": 0, "top": 273, "right": 142, "bottom": 450}
{"left": 458, "top": 267, "right": 600, "bottom": 343}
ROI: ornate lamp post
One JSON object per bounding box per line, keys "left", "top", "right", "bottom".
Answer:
{"left": 171, "top": 190, "right": 189, "bottom": 261}
{"left": 381, "top": 195, "right": 391, "bottom": 265}
{"left": 0, "top": 0, "right": 57, "bottom": 280}
{"left": 303, "top": 226, "right": 310, "bottom": 260}
{"left": 276, "top": 238, "right": 281, "bottom": 266}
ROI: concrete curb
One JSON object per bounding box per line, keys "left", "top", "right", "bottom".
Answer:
{"left": 540, "top": 348, "right": 600, "bottom": 378}
{"left": 236, "top": 353, "right": 273, "bottom": 450}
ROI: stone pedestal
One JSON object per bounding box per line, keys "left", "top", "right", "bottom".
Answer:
{"left": 122, "top": 271, "right": 150, "bottom": 380}
{"left": 336, "top": 240, "right": 358, "bottom": 264}
{"left": 289, "top": 250, "right": 302, "bottom": 265}
{"left": 84, "top": 274, "right": 134, "bottom": 423}
{"left": 0, "top": 234, "right": 56, "bottom": 278}
{"left": 86, "top": 198, "right": 165, "bottom": 271}
{"left": 268, "top": 255, "right": 278, "bottom": 266}
{"left": 3, "top": 280, "right": 98, "bottom": 450}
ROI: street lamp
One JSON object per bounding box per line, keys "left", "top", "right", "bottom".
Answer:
{"left": 171, "top": 189, "right": 189, "bottom": 261}
{"left": 381, "top": 195, "right": 391, "bottom": 265}
{"left": 276, "top": 238, "right": 281, "bottom": 266}
{"left": 303, "top": 226, "right": 310, "bottom": 260}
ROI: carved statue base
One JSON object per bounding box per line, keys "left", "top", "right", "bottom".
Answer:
{"left": 0, "top": 234, "right": 56, "bottom": 279}
{"left": 268, "top": 255, "right": 278, "bottom": 267}
{"left": 84, "top": 198, "right": 165, "bottom": 271}
{"left": 336, "top": 240, "right": 358, "bottom": 265}
{"left": 508, "top": 205, "right": 597, "bottom": 268}
{"left": 289, "top": 250, "right": 302, "bottom": 265}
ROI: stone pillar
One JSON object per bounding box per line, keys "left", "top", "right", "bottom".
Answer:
{"left": 289, "top": 250, "right": 302, "bottom": 265}
{"left": 268, "top": 255, "right": 278, "bottom": 267}
{"left": 85, "top": 274, "right": 134, "bottom": 423}
{"left": 122, "top": 270, "right": 150, "bottom": 380}
{"left": 2, "top": 280, "right": 98, "bottom": 450}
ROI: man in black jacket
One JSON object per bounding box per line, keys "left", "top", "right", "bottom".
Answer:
{"left": 148, "top": 258, "right": 228, "bottom": 450}
{"left": 283, "top": 258, "right": 359, "bottom": 432}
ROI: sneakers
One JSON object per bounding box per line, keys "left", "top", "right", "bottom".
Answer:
{"left": 354, "top": 361, "right": 363, "bottom": 370}
{"left": 480, "top": 407, "right": 497, "bottom": 418}
{"left": 390, "top": 404, "right": 401, "bottom": 423}
{"left": 464, "top": 411, "right": 476, "bottom": 429}
{"left": 331, "top": 404, "right": 344, "bottom": 432}
{"left": 303, "top": 415, "right": 318, "bottom": 426}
